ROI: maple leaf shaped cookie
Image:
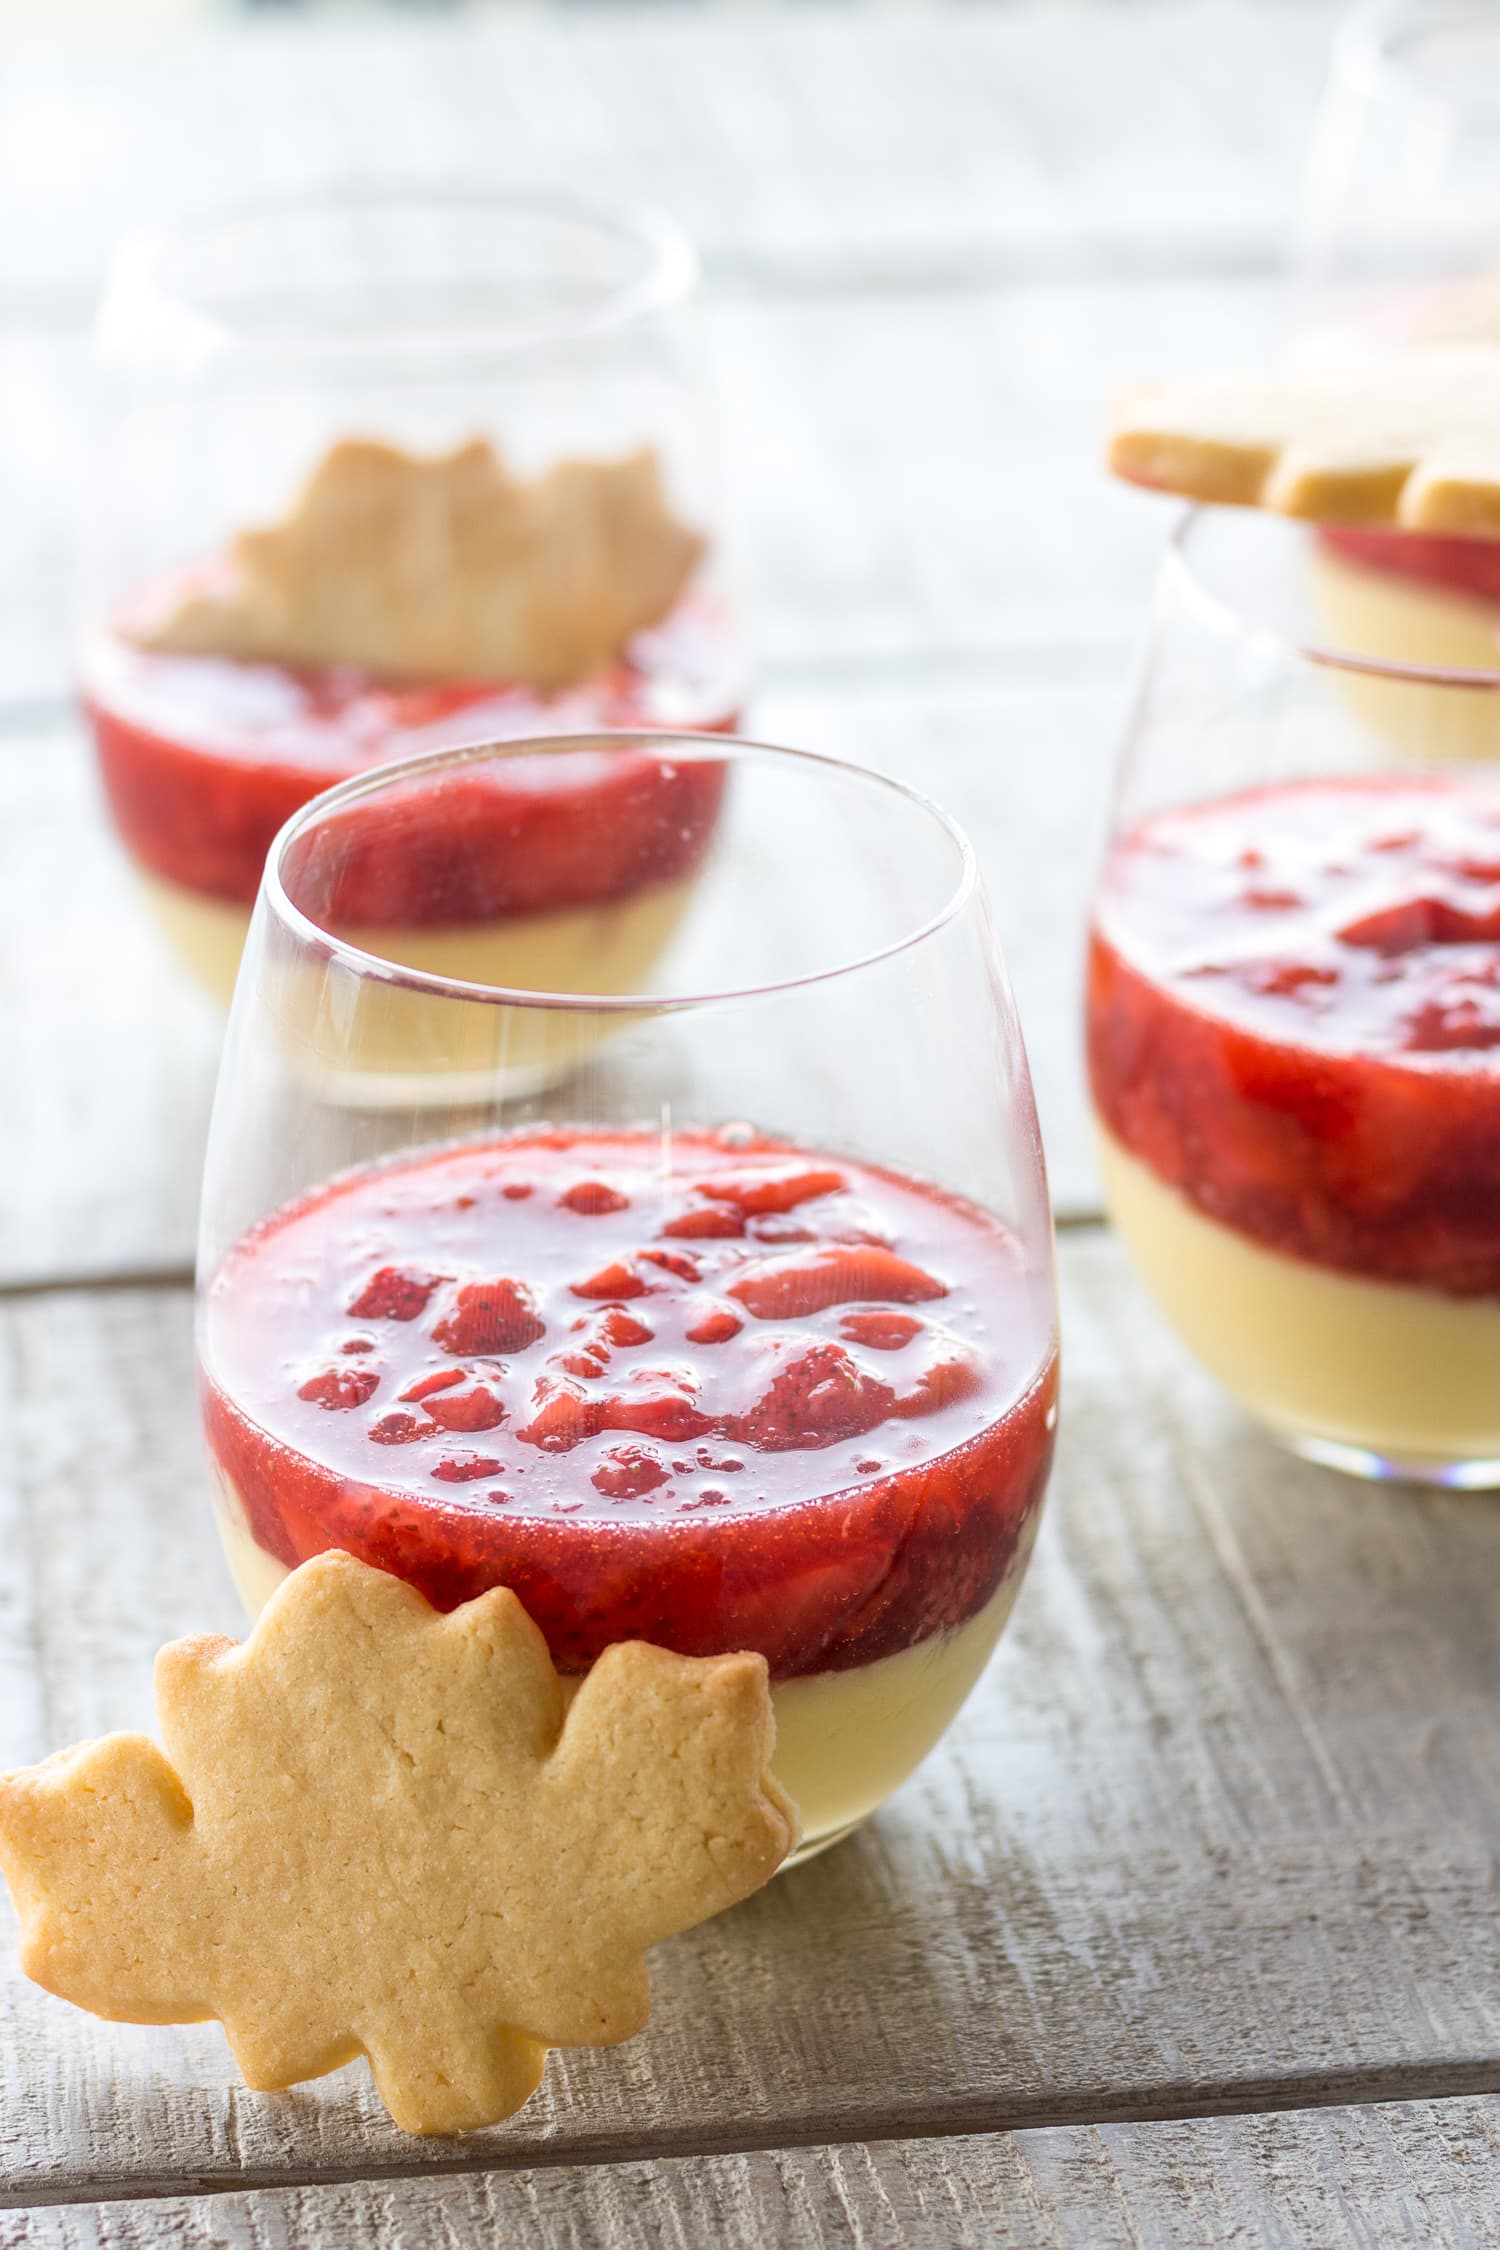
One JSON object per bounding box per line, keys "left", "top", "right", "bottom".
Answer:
{"left": 1108, "top": 345, "right": 1500, "bottom": 535}
{"left": 134, "top": 436, "right": 705, "bottom": 690}
{"left": 0, "top": 1554, "right": 797, "bottom": 2135}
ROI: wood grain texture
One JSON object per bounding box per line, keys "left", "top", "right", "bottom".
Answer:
{"left": 0, "top": 721, "right": 219, "bottom": 1289}
{"left": 2, "top": 1236, "right": 1498, "bottom": 2198}
{"left": 11, "top": 2097, "right": 1500, "bottom": 2247}
{"left": 0, "top": 7, "right": 1333, "bottom": 314}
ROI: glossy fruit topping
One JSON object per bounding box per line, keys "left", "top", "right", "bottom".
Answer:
{"left": 83, "top": 589, "right": 739, "bottom": 907}
{"left": 1088, "top": 776, "right": 1500, "bottom": 1294}
{"left": 1320, "top": 526, "right": 1500, "bottom": 610}
{"left": 201, "top": 1129, "right": 1057, "bottom": 1674}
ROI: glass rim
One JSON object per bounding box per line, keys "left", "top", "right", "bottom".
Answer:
{"left": 1334, "top": 0, "right": 1500, "bottom": 92}
{"left": 100, "top": 179, "right": 700, "bottom": 357}
{"left": 1165, "top": 506, "right": 1500, "bottom": 691}
{"left": 262, "top": 730, "right": 982, "bottom": 1013}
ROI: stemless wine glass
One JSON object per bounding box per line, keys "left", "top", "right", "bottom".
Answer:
{"left": 1287, "top": 1, "right": 1500, "bottom": 684}
{"left": 1088, "top": 507, "right": 1500, "bottom": 1488}
{"left": 1294, "top": 0, "right": 1500, "bottom": 355}
{"left": 195, "top": 734, "right": 1060, "bottom": 1862}
{"left": 80, "top": 185, "right": 742, "bottom": 1006}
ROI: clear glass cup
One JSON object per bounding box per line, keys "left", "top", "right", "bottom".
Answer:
{"left": 79, "top": 185, "right": 743, "bottom": 1007}
{"left": 1288, "top": 1, "right": 1500, "bottom": 682}
{"left": 1286, "top": 0, "right": 1500, "bottom": 675}
{"left": 1087, "top": 507, "right": 1500, "bottom": 1488}
{"left": 1294, "top": 0, "right": 1500, "bottom": 355}
{"left": 195, "top": 733, "right": 1060, "bottom": 1862}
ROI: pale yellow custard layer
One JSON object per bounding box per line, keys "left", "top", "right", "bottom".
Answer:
{"left": 1097, "top": 1122, "right": 1500, "bottom": 1470}
{"left": 134, "top": 869, "right": 258, "bottom": 1007}
{"left": 214, "top": 1498, "right": 1032, "bottom": 1858}
{"left": 1308, "top": 546, "right": 1500, "bottom": 762}
{"left": 135, "top": 863, "right": 696, "bottom": 1020}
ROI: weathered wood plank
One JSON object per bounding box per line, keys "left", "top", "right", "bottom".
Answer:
{"left": 12, "top": 2097, "right": 1500, "bottom": 2248}
{"left": 0, "top": 7, "right": 1334, "bottom": 313}
{"left": 0, "top": 723, "right": 220, "bottom": 1290}
{"left": 0, "top": 657, "right": 1121, "bottom": 1287}
{"left": 3, "top": 1236, "right": 1499, "bottom": 2195}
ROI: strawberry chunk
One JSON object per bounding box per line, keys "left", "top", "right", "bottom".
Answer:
{"left": 431, "top": 1453, "right": 504, "bottom": 1483}
{"left": 589, "top": 1306, "right": 655, "bottom": 1350}
{"left": 710, "top": 1545, "right": 892, "bottom": 1671}
{"left": 399, "top": 1367, "right": 466, "bottom": 1404}
{"left": 839, "top": 1310, "right": 923, "bottom": 1351}
{"left": 640, "top": 1246, "right": 702, "bottom": 1284}
{"left": 696, "top": 1164, "right": 845, "bottom": 1215}
{"left": 896, "top": 1347, "right": 983, "bottom": 1417}
{"left": 661, "top": 1203, "right": 746, "bottom": 1240}
{"left": 685, "top": 1301, "right": 743, "bottom": 1346}
{"left": 559, "top": 1180, "right": 630, "bottom": 1216}
{"left": 592, "top": 1445, "right": 671, "bottom": 1500}
{"left": 368, "top": 1410, "right": 427, "bottom": 1446}
{"left": 728, "top": 1245, "right": 948, "bottom": 1321}
{"left": 570, "top": 1259, "right": 648, "bottom": 1302}
{"left": 555, "top": 1306, "right": 655, "bottom": 1377}
{"left": 348, "top": 1266, "right": 444, "bottom": 1321}
{"left": 422, "top": 1380, "right": 507, "bottom": 1433}
{"left": 517, "top": 1376, "right": 605, "bottom": 1453}
{"left": 736, "top": 1342, "right": 895, "bottom": 1452}
{"left": 602, "top": 1366, "right": 713, "bottom": 1442}
{"left": 297, "top": 1365, "right": 380, "bottom": 1411}
{"left": 432, "top": 1279, "right": 545, "bottom": 1355}
{"left": 748, "top": 1216, "right": 815, "bottom": 1245}
{"left": 1337, "top": 895, "right": 1500, "bottom": 953}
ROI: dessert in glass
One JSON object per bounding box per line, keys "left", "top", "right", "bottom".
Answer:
{"left": 1088, "top": 508, "right": 1500, "bottom": 1485}
{"left": 80, "top": 188, "right": 743, "bottom": 1005}
{"left": 196, "top": 734, "right": 1060, "bottom": 1859}
{"left": 1294, "top": 0, "right": 1500, "bottom": 698}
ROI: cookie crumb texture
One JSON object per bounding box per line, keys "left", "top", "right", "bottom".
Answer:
{"left": 0, "top": 1553, "right": 796, "bottom": 2135}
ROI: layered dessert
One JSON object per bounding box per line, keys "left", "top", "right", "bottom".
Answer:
{"left": 1088, "top": 775, "right": 1500, "bottom": 1475}
{"left": 83, "top": 438, "right": 740, "bottom": 1003}
{"left": 200, "top": 1129, "right": 1059, "bottom": 1851}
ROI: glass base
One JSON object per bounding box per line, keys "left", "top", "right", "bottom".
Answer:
{"left": 1277, "top": 1427, "right": 1500, "bottom": 1491}
{"left": 783, "top": 1816, "right": 866, "bottom": 1870}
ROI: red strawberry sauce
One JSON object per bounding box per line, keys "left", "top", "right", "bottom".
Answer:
{"left": 200, "top": 1131, "right": 1057, "bottom": 1677}
{"left": 83, "top": 590, "right": 738, "bottom": 909}
{"left": 1087, "top": 777, "right": 1500, "bottom": 1296}
{"left": 1318, "top": 527, "right": 1500, "bottom": 614}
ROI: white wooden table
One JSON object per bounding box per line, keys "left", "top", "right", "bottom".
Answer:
{"left": 7, "top": 9, "right": 1500, "bottom": 2244}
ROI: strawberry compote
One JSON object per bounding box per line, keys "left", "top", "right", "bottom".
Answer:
{"left": 83, "top": 594, "right": 739, "bottom": 915}
{"left": 1088, "top": 775, "right": 1500, "bottom": 1471}
{"left": 1318, "top": 529, "right": 1500, "bottom": 613}
{"left": 200, "top": 1131, "right": 1057, "bottom": 1838}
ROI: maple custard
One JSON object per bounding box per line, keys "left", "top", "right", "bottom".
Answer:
{"left": 200, "top": 1131, "right": 1059, "bottom": 1853}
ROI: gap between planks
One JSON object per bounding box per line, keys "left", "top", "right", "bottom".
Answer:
{"left": 9, "top": 2061, "right": 1500, "bottom": 2217}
